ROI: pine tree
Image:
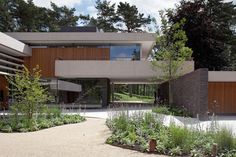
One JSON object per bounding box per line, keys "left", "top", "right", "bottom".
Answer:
{"left": 117, "top": 2, "right": 151, "bottom": 32}
{"left": 94, "top": 0, "right": 119, "bottom": 32}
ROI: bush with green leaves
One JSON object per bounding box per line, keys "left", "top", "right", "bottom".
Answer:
{"left": 6, "top": 65, "right": 50, "bottom": 121}
{"left": 106, "top": 112, "right": 236, "bottom": 156}
{"left": 152, "top": 105, "right": 192, "bottom": 117}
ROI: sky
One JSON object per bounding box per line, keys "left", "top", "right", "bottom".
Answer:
{"left": 30, "top": 0, "right": 236, "bottom": 27}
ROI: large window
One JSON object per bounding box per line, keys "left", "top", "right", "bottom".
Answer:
{"left": 44, "top": 78, "right": 109, "bottom": 108}
{"left": 110, "top": 44, "right": 140, "bottom": 60}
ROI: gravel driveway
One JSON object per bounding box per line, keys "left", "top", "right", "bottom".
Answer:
{"left": 0, "top": 118, "right": 166, "bottom": 157}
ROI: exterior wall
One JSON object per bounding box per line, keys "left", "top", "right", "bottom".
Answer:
{"left": 24, "top": 48, "right": 110, "bottom": 77}
{"left": 6, "top": 32, "right": 156, "bottom": 58}
{"left": 159, "top": 69, "right": 208, "bottom": 120}
{"left": 208, "top": 82, "right": 236, "bottom": 114}
{"left": 0, "top": 75, "right": 8, "bottom": 109}
{"left": 208, "top": 71, "right": 236, "bottom": 114}
{"left": 209, "top": 71, "right": 236, "bottom": 82}
{"left": 55, "top": 60, "right": 194, "bottom": 83}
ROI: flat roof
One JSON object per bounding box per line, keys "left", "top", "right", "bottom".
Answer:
{"left": 5, "top": 32, "right": 156, "bottom": 58}
{"left": 209, "top": 71, "right": 236, "bottom": 82}
{"left": 0, "top": 32, "right": 31, "bottom": 56}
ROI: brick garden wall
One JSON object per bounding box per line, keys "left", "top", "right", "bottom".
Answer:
{"left": 159, "top": 69, "right": 208, "bottom": 120}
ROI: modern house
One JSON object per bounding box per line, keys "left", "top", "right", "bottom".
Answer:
{"left": 0, "top": 27, "right": 194, "bottom": 109}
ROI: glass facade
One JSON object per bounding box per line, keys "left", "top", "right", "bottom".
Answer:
{"left": 43, "top": 78, "right": 109, "bottom": 108}
{"left": 110, "top": 45, "right": 140, "bottom": 60}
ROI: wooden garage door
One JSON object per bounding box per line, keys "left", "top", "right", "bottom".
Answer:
{"left": 208, "top": 82, "right": 236, "bottom": 114}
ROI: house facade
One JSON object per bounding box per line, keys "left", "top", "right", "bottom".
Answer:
{"left": 0, "top": 28, "right": 194, "bottom": 109}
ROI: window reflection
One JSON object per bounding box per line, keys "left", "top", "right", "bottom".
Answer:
{"left": 110, "top": 45, "right": 140, "bottom": 60}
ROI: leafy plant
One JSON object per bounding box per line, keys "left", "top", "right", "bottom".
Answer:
{"left": 106, "top": 111, "right": 236, "bottom": 156}
{"left": 152, "top": 106, "right": 172, "bottom": 115}
{"left": 6, "top": 65, "right": 50, "bottom": 121}
{"left": 215, "top": 128, "right": 235, "bottom": 151}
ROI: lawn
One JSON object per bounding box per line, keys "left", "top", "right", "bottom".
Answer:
{"left": 114, "top": 92, "right": 154, "bottom": 103}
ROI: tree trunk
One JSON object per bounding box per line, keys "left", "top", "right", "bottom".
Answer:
{"left": 168, "top": 81, "right": 173, "bottom": 105}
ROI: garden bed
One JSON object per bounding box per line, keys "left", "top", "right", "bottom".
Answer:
{"left": 0, "top": 114, "right": 85, "bottom": 133}
{"left": 106, "top": 112, "right": 236, "bottom": 156}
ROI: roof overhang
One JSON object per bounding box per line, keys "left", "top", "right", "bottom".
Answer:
{"left": 5, "top": 32, "right": 156, "bottom": 58}
{"left": 209, "top": 71, "right": 236, "bottom": 82}
{"left": 0, "top": 32, "right": 31, "bottom": 56}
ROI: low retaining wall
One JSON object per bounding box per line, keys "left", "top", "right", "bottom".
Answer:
{"left": 159, "top": 69, "right": 208, "bottom": 120}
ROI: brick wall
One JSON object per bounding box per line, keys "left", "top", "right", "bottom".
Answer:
{"left": 159, "top": 69, "right": 208, "bottom": 120}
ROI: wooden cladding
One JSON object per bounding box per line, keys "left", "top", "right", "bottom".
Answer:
{"left": 208, "top": 82, "right": 236, "bottom": 114}
{"left": 24, "top": 48, "right": 110, "bottom": 77}
{"left": 0, "top": 75, "right": 8, "bottom": 109}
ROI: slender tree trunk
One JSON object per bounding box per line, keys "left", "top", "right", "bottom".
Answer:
{"left": 169, "top": 57, "right": 173, "bottom": 105}
{"left": 168, "top": 81, "right": 173, "bottom": 105}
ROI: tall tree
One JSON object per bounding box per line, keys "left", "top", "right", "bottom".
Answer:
{"left": 94, "top": 0, "right": 119, "bottom": 32}
{"left": 168, "top": 0, "right": 236, "bottom": 70}
{"left": 0, "top": 0, "right": 15, "bottom": 32}
{"left": 81, "top": 0, "right": 152, "bottom": 32}
{"left": 0, "top": 0, "right": 79, "bottom": 32}
{"left": 48, "top": 2, "right": 79, "bottom": 31}
{"left": 117, "top": 2, "right": 151, "bottom": 32}
{"left": 152, "top": 11, "right": 192, "bottom": 104}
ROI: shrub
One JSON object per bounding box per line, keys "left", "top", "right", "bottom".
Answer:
{"left": 152, "top": 106, "right": 172, "bottom": 115}
{"left": 106, "top": 111, "right": 236, "bottom": 156}
{"left": 1, "top": 125, "right": 12, "bottom": 133}
{"left": 215, "top": 128, "right": 235, "bottom": 151}
{"left": 168, "top": 125, "right": 191, "bottom": 151}
{"left": 47, "top": 107, "right": 61, "bottom": 118}
{"left": 113, "top": 112, "right": 129, "bottom": 131}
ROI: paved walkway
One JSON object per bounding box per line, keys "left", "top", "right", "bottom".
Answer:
{"left": 0, "top": 118, "right": 166, "bottom": 157}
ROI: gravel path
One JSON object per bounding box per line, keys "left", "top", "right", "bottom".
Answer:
{"left": 0, "top": 118, "right": 166, "bottom": 157}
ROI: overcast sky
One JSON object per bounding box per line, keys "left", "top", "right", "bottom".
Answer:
{"left": 30, "top": 0, "right": 236, "bottom": 28}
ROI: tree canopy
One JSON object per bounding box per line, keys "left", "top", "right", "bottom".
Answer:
{"left": 167, "top": 0, "right": 236, "bottom": 70}
{"left": 152, "top": 11, "right": 192, "bottom": 104}
{"left": 81, "top": 0, "right": 152, "bottom": 32}
{"left": 0, "top": 0, "right": 79, "bottom": 32}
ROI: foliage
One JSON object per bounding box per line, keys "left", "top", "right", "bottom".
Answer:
{"left": 152, "top": 106, "right": 172, "bottom": 115}
{"left": 114, "top": 92, "right": 154, "bottom": 103}
{"left": 81, "top": 0, "right": 152, "bottom": 32}
{"left": 0, "top": 114, "right": 85, "bottom": 133}
{"left": 6, "top": 65, "right": 50, "bottom": 121}
{"left": 0, "top": 0, "right": 79, "bottom": 32}
{"left": 215, "top": 128, "right": 235, "bottom": 151}
{"left": 94, "top": 0, "right": 119, "bottom": 32}
{"left": 116, "top": 2, "right": 152, "bottom": 32}
{"left": 152, "top": 11, "right": 192, "bottom": 104}
{"left": 152, "top": 105, "right": 192, "bottom": 117}
{"left": 168, "top": 0, "right": 236, "bottom": 70}
{"left": 106, "top": 112, "right": 236, "bottom": 156}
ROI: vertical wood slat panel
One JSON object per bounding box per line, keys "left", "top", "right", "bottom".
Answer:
{"left": 208, "top": 82, "right": 236, "bottom": 114}
{"left": 0, "top": 75, "right": 8, "bottom": 109}
{"left": 23, "top": 48, "right": 110, "bottom": 77}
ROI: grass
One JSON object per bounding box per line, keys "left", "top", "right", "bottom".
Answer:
{"left": 114, "top": 92, "right": 154, "bottom": 103}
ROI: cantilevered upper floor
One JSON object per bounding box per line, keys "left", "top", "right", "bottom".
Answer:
{"left": 5, "top": 32, "right": 156, "bottom": 59}
{"left": 1, "top": 30, "right": 194, "bottom": 83}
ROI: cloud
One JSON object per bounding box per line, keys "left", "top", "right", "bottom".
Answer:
{"left": 29, "top": 0, "right": 83, "bottom": 8}
{"left": 87, "top": 5, "right": 97, "bottom": 17}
